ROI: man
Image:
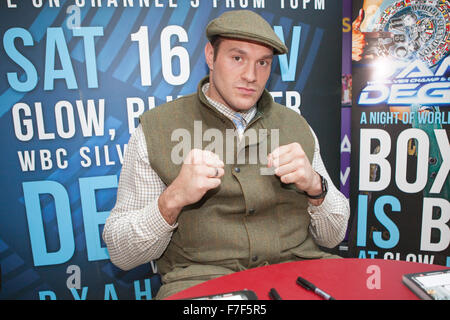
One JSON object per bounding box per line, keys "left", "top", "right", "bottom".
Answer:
{"left": 103, "top": 10, "right": 349, "bottom": 300}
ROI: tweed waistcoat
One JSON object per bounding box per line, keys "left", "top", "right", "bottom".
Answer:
{"left": 140, "top": 77, "right": 334, "bottom": 298}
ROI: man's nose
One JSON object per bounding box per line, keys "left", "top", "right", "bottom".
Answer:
{"left": 242, "top": 63, "right": 257, "bottom": 83}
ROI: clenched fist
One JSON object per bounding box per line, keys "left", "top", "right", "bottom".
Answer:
{"left": 159, "top": 149, "right": 224, "bottom": 225}
{"left": 267, "top": 142, "right": 323, "bottom": 205}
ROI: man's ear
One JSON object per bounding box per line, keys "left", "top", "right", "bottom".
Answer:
{"left": 204, "top": 42, "right": 214, "bottom": 71}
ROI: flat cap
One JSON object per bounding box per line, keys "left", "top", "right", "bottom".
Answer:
{"left": 206, "top": 10, "right": 288, "bottom": 55}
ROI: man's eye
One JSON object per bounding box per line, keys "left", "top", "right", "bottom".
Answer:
{"left": 259, "top": 60, "right": 268, "bottom": 66}
{"left": 233, "top": 56, "right": 242, "bottom": 62}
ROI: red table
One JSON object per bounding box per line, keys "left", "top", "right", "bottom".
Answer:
{"left": 166, "top": 258, "right": 449, "bottom": 300}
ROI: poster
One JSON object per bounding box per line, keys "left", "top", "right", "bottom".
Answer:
{"left": 342, "top": 0, "right": 352, "bottom": 200}
{"left": 0, "top": 0, "right": 343, "bottom": 299}
{"left": 349, "top": 0, "right": 450, "bottom": 267}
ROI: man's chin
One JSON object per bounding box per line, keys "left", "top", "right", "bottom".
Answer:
{"left": 230, "top": 99, "right": 258, "bottom": 112}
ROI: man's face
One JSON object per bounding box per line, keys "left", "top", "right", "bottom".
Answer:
{"left": 205, "top": 38, "right": 274, "bottom": 112}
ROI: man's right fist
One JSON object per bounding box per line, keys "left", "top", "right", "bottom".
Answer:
{"left": 176, "top": 149, "right": 225, "bottom": 205}
{"left": 158, "top": 149, "right": 224, "bottom": 225}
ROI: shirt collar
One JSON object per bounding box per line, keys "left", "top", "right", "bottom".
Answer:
{"left": 201, "top": 82, "right": 256, "bottom": 126}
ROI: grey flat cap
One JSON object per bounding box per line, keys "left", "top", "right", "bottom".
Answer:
{"left": 206, "top": 10, "right": 288, "bottom": 55}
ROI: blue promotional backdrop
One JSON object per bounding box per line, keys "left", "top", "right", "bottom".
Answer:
{"left": 0, "top": 0, "right": 342, "bottom": 299}
{"left": 349, "top": 0, "right": 449, "bottom": 267}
